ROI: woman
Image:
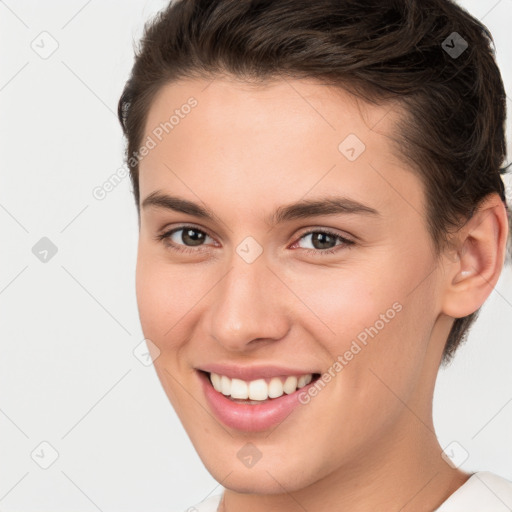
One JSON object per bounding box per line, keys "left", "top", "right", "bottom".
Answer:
{"left": 117, "top": 0, "right": 512, "bottom": 510}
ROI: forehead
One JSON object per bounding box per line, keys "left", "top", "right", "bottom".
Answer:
{"left": 139, "top": 76, "right": 425, "bottom": 226}
{"left": 143, "top": 76, "right": 399, "bottom": 147}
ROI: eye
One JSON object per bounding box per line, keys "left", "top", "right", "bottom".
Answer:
{"left": 292, "top": 229, "right": 355, "bottom": 256}
{"left": 156, "top": 225, "right": 215, "bottom": 254}
{"left": 156, "top": 225, "right": 354, "bottom": 257}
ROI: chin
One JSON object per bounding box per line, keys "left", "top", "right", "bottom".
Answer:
{"left": 199, "top": 452, "right": 322, "bottom": 495}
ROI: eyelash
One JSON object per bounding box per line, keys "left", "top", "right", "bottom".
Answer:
{"left": 156, "top": 224, "right": 355, "bottom": 256}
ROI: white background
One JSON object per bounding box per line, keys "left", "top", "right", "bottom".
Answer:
{"left": 0, "top": 1, "right": 511, "bottom": 511}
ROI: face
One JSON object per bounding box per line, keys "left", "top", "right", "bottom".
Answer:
{"left": 136, "top": 77, "right": 450, "bottom": 493}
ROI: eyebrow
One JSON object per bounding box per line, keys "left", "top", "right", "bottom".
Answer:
{"left": 141, "top": 191, "right": 381, "bottom": 226}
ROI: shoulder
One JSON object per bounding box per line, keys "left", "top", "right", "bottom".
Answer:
{"left": 178, "top": 493, "right": 223, "bottom": 512}
{"left": 435, "top": 471, "right": 512, "bottom": 511}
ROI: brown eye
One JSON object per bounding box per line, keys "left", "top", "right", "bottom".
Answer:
{"left": 303, "top": 232, "right": 337, "bottom": 250}
{"left": 294, "top": 229, "right": 355, "bottom": 256}
{"left": 175, "top": 228, "right": 208, "bottom": 246}
{"left": 157, "top": 225, "right": 215, "bottom": 254}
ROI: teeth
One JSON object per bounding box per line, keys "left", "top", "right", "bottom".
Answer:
{"left": 209, "top": 372, "right": 314, "bottom": 401}
{"left": 268, "top": 377, "right": 284, "bottom": 398}
{"left": 230, "top": 378, "right": 248, "bottom": 399}
{"left": 283, "top": 376, "right": 297, "bottom": 394}
{"left": 210, "top": 372, "right": 221, "bottom": 391}
{"left": 249, "top": 379, "right": 268, "bottom": 400}
{"left": 220, "top": 375, "right": 231, "bottom": 395}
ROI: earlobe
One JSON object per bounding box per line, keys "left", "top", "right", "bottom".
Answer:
{"left": 441, "top": 193, "right": 508, "bottom": 318}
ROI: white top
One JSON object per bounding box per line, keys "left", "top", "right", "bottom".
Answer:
{"left": 182, "top": 472, "right": 512, "bottom": 512}
{"left": 434, "top": 471, "right": 512, "bottom": 511}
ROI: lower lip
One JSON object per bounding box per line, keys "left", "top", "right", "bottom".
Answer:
{"left": 198, "top": 371, "right": 316, "bottom": 432}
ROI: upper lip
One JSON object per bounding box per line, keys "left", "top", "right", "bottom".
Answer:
{"left": 197, "top": 363, "right": 319, "bottom": 381}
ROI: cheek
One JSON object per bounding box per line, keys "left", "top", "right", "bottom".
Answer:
{"left": 136, "top": 246, "right": 194, "bottom": 330}
{"left": 291, "top": 253, "right": 435, "bottom": 397}
{"left": 135, "top": 250, "right": 202, "bottom": 407}
{"left": 135, "top": 248, "right": 184, "bottom": 346}
{"left": 135, "top": 247, "right": 215, "bottom": 350}
{"left": 338, "top": 265, "right": 437, "bottom": 411}
{"left": 278, "top": 263, "right": 386, "bottom": 350}
{"left": 135, "top": 255, "right": 166, "bottom": 339}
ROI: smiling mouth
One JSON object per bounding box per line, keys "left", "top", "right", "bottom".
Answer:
{"left": 200, "top": 370, "right": 322, "bottom": 404}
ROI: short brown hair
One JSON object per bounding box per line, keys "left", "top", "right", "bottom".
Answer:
{"left": 118, "top": 0, "right": 511, "bottom": 364}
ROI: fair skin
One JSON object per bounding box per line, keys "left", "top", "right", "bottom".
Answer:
{"left": 136, "top": 76, "right": 508, "bottom": 512}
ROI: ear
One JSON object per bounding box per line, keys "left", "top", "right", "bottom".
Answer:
{"left": 441, "top": 192, "right": 509, "bottom": 319}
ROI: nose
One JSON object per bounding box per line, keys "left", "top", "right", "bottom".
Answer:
{"left": 207, "top": 251, "right": 291, "bottom": 352}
